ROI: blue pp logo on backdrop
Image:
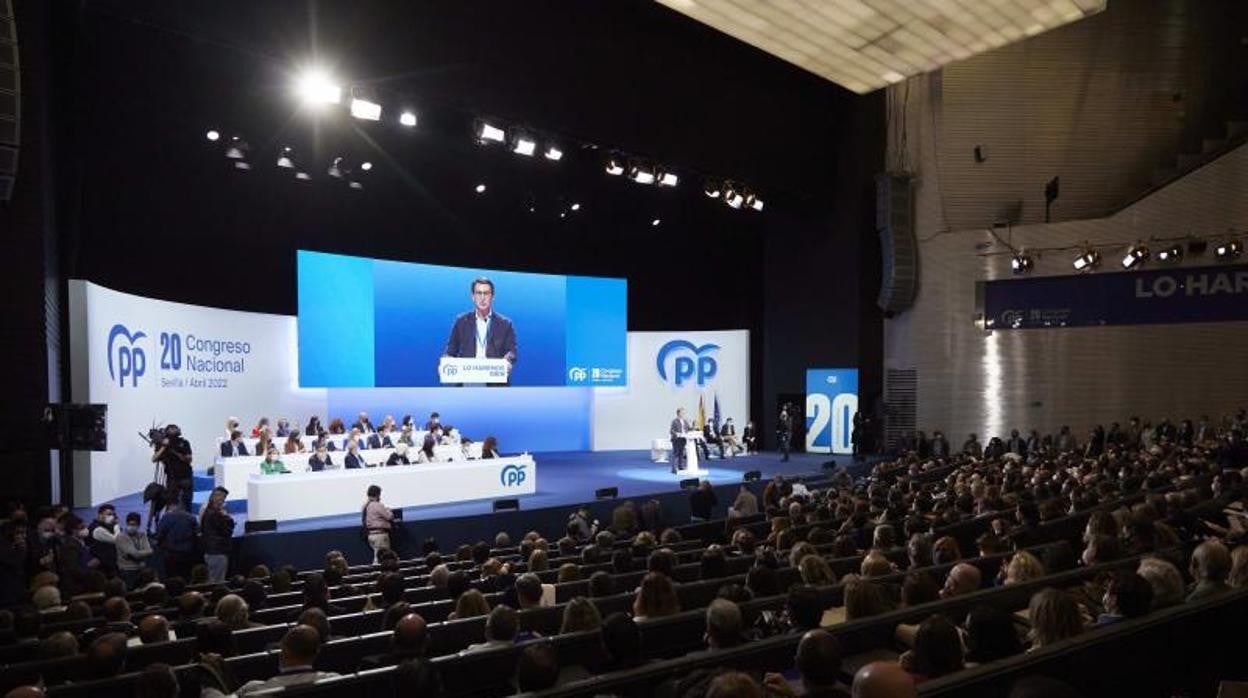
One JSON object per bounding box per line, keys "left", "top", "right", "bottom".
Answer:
{"left": 107, "top": 324, "right": 148, "bottom": 387}
{"left": 500, "top": 463, "right": 527, "bottom": 487}
{"left": 656, "top": 340, "right": 719, "bottom": 388}
{"left": 805, "top": 368, "right": 859, "bottom": 455}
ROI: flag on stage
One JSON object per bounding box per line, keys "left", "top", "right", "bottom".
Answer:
{"left": 697, "top": 394, "right": 707, "bottom": 430}
{"left": 713, "top": 394, "right": 722, "bottom": 431}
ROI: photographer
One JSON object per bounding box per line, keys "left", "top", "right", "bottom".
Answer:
{"left": 152, "top": 424, "right": 194, "bottom": 512}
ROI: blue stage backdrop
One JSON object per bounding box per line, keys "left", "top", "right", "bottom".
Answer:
{"left": 805, "top": 369, "right": 858, "bottom": 455}
{"left": 298, "top": 250, "right": 627, "bottom": 387}
{"left": 983, "top": 263, "right": 1248, "bottom": 330}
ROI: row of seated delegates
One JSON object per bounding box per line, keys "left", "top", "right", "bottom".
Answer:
{"left": 225, "top": 410, "right": 448, "bottom": 443}
{"left": 221, "top": 415, "right": 466, "bottom": 459}
{"left": 255, "top": 433, "right": 504, "bottom": 474}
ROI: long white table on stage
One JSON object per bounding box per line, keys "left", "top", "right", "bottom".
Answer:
{"left": 246, "top": 454, "right": 536, "bottom": 521}
{"left": 215, "top": 443, "right": 483, "bottom": 500}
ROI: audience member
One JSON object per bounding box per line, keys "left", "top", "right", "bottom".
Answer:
{"left": 236, "top": 625, "right": 338, "bottom": 695}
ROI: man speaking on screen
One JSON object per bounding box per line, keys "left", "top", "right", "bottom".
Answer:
{"left": 443, "top": 276, "right": 518, "bottom": 382}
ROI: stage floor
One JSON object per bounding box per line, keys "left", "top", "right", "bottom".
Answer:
{"left": 76, "top": 450, "right": 848, "bottom": 536}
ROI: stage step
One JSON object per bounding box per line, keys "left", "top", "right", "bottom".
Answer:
{"left": 194, "top": 473, "right": 215, "bottom": 490}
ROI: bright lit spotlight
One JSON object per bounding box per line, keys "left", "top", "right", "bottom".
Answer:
{"left": 651, "top": 218, "right": 661, "bottom": 227}
{"left": 328, "top": 157, "right": 345, "bottom": 179}
{"left": 1215, "top": 239, "right": 1243, "bottom": 260}
{"left": 512, "top": 136, "right": 537, "bottom": 157}
{"left": 570, "top": 202, "right": 581, "bottom": 211}
{"left": 224, "top": 136, "right": 248, "bottom": 160}
{"left": 1157, "top": 244, "right": 1183, "bottom": 263}
{"left": 232, "top": 161, "right": 251, "bottom": 171}
{"left": 1072, "top": 248, "right": 1100, "bottom": 271}
{"left": 399, "top": 111, "right": 417, "bottom": 127}
{"left": 350, "top": 98, "right": 382, "bottom": 121}
{"left": 1121, "top": 244, "right": 1150, "bottom": 269}
{"left": 544, "top": 145, "right": 563, "bottom": 161}
{"left": 657, "top": 171, "right": 678, "bottom": 187}
{"left": 476, "top": 120, "right": 506, "bottom": 144}
{"left": 748, "top": 196, "right": 764, "bottom": 212}
{"left": 724, "top": 185, "right": 744, "bottom": 209}
{"left": 205, "top": 130, "right": 220, "bottom": 142}
{"left": 349, "top": 181, "right": 364, "bottom": 190}
{"left": 294, "top": 171, "right": 311, "bottom": 181}
{"left": 360, "top": 161, "right": 373, "bottom": 171}
{"left": 295, "top": 69, "right": 341, "bottom": 106}
{"left": 704, "top": 180, "right": 722, "bottom": 198}
{"left": 475, "top": 183, "right": 487, "bottom": 194}
{"left": 276, "top": 147, "right": 295, "bottom": 169}
{"left": 605, "top": 157, "right": 625, "bottom": 176}
{"left": 1011, "top": 253, "right": 1034, "bottom": 274}
{"left": 629, "top": 165, "right": 656, "bottom": 185}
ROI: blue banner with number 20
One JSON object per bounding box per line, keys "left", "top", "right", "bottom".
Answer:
{"left": 805, "top": 369, "right": 858, "bottom": 455}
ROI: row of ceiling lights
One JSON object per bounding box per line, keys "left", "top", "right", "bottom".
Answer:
{"left": 1011, "top": 238, "right": 1244, "bottom": 274}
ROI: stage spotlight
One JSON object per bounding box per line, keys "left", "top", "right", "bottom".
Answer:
{"left": 1215, "top": 239, "right": 1243, "bottom": 260}
{"left": 327, "top": 157, "right": 346, "bottom": 179}
{"left": 1121, "top": 244, "right": 1150, "bottom": 269}
{"left": 544, "top": 145, "right": 563, "bottom": 161}
{"left": 512, "top": 135, "right": 537, "bottom": 157}
{"left": 1072, "top": 248, "right": 1100, "bottom": 271}
{"left": 294, "top": 171, "right": 311, "bottom": 181}
{"left": 276, "top": 147, "right": 295, "bottom": 169}
{"left": 657, "top": 170, "right": 678, "bottom": 187}
{"left": 629, "top": 163, "right": 656, "bottom": 185}
{"left": 744, "top": 192, "right": 764, "bottom": 211}
{"left": 224, "top": 136, "right": 249, "bottom": 160}
{"left": 350, "top": 98, "right": 382, "bottom": 121}
{"left": 475, "top": 183, "right": 487, "bottom": 194}
{"left": 704, "top": 180, "right": 722, "bottom": 198}
{"left": 348, "top": 181, "right": 363, "bottom": 190}
{"left": 475, "top": 120, "right": 506, "bottom": 144}
{"left": 205, "top": 129, "right": 220, "bottom": 142}
{"left": 651, "top": 218, "right": 661, "bottom": 227}
{"left": 570, "top": 202, "right": 581, "bottom": 211}
{"left": 605, "top": 157, "right": 625, "bottom": 176}
{"left": 399, "top": 111, "right": 417, "bottom": 127}
{"left": 1157, "top": 244, "right": 1183, "bottom": 263}
{"left": 360, "top": 161, "right": 373, "bottom": 171}
{"left": 232, "top": 161, "right": 251, "bottom": 171}
{"left": 1011, "top": 253, "right": 1034, "bottom": 274}
{"left": 724, "top": 185, "right": 745, "bottom": 209}
{"left": 294, "top": 69, "right": 341, "bottom": 106}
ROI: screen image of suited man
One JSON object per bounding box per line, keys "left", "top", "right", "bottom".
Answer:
{"left": 442, "top": 276, "right": 518, "bottom": 382}
{"left": 152, "top": 424, "right": 194, "bottom": 511}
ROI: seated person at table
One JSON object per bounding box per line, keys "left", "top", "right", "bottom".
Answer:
{"left": 284, "top": 433, "right": 306, "bottom": 455}
{"left": 261, "top": 448, "right": 290, "bottom": 475}
{"left": 415, "top": 436, "right": 438, "bottom": 464}
{"left": 225, "top": 416, "right": 240, "bottom": 440}
{"left": 316, "top": 434, "right": 337, "bottom": 452}
{"left": 251, "top": 417, "right": 270, "bottom": 438}
{"left": 308, "top": 443, "right": 334, "bottom": 472}
{"left": 353, "top": 411, "right": 377, "bottom": 433}
{"left": 720, "top": 418, "right": 741, "bottom": 455}
{"left": 439, "top": 427, "right": 459, "bottom": 446}
{"left": 386, "top": 443, "right": 411, "bottom": 466}
{"left": 254, "top": 428, "right": 274, "bottom": 459}
{"left": 381, "top": 415, "right": 397, "bottom": 432}
{"left": 368, "top": 426, "right": 394, "bottom": 450}
{"left": 424, "top": 412, "right": 441, "bottom": 432}
{"left": 220, "top": 430, "right": 249, "bottom": 458}
{"left": 305, "top": 416, "right": 323, "bottom": 436}
{"left": 401, "top": 414, "right": 415, "bottom": 429}
{"left": 703, "top": 421, "right": 726, "bottom": 459}
{"left": 328, "top": 417, "right": 346, "bottom": 435}
{"left": 345, "top": 442, "right": 368, "bottom": 469}
{"left": 275, "top": 417, "right": 293, "bottom": 437}
{"left": 398, "top": 424, "right": 416, "bottom": 447}
{"left": 482, "top": 436, "right": 500, "bottom": 459}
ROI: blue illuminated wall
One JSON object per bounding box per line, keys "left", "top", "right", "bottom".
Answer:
{"left": 805, "top": 368, "right": 859, "bottom": 455}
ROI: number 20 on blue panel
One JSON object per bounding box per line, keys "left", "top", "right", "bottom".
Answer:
{"left": 805, "top": 369, "right": 858, "bottom": 455}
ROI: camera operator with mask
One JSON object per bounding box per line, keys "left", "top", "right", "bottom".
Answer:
{"left": 153, "top": 424, "right": 194, "bottom": 512}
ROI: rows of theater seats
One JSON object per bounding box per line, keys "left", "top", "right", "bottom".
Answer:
{"left": 3, "top": 470, "right": 1245, "bottom": 698}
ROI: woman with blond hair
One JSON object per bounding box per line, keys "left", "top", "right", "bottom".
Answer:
{"left": 1004, "top": 550, "right": 1046, "bottom": 585}
{"left": 633, "top": 572, "right": 679, "bottom": 620}
{"left": 1027, "top": 588, "right": 1083, "bottom": 650}
{"left": 450, "top": 589, "right": 491, "bottom": 620}
{"left": 560, "top": 596, "right": 603, "bottom": 634}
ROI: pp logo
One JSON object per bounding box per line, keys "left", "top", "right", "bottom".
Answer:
{"left": 107, "top": 324, "right": 147, "bottom": 388}
{"left": 500, "top": 463, "right": 527, "bottom": 487}
{"left": 441, "top": 364, "right": 459, "bottom": 378}
{"left": 568, "top": 367, "right": 588, "bottom": 383}
{"left": 998, "top": 309, "right": 1025, "bottom": 328}
{"left": 656, "top": 340, "right": 719, "bottom": 388}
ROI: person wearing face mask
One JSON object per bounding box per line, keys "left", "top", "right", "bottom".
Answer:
{"left": 200, "top": 488, "right": 235, "bottom": 584}
{"left": 308, "top": 442, "right": 335, "bottom": 472}
{"left": 345, "top": 441, "right": 367, "bottom": 469}
{"left": 28, "top": 515, "right": 61, "bottom": 577}
{"left": 55, "top": 514, "right": 97, "bottom": 597}
{"left": 87, "top": 504, "right": 120, "bottom": 576}
{"left": 114, "top": 513, "right": 153, "bottom": 590}
{"left": 260, "top": 448, "right": 290, "bottom": 475}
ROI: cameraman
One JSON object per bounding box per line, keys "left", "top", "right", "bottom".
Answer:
{"left": 152, "top": 424, "right": 194, "bottom": 512}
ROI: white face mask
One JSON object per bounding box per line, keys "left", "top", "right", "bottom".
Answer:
{"left": 126, "top": 525, "right": 139, "bottom": 535}
{"left": 103, "top": 514, "right": 116, "bottom": 525}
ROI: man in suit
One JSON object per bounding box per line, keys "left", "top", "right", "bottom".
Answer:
{"left": 220, "top": 430, "right": 249, "bottom": 458}
{"left": 367, "top": 426, "right": 394, "bottom": 450}
{"left": 778, "top": 407, "right": 793, "bottom": 462}
{"left": 442, "top": 277, "right": 518, "bottom": 381}
{"left": 352, "top": 412, "right": 376, "bottom": 434}
{"left": 670, "top": 408, "right": 693, "bottom": 474}
{"left": 703, "top": 421, "right": 725, "bottom": 459}
{"left": 358, "top": 613, "right": 428, "bottom": 670}
{"left": 424, "top": 412, "right": 441, "bottom": 432}
{"left": 720, "top": 418, "right": 740, "bottom": 456}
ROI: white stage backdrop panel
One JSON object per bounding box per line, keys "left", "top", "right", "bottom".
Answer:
{"left": 590, "top": 330, "right": 750, "bottom": 451}
{"left": 69, "top": 281, "right": 328, "bottom": 507}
